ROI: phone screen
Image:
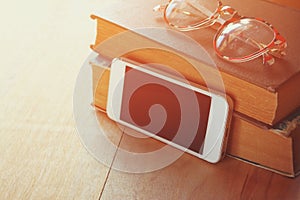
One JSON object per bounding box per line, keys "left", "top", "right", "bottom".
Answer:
{"left": 120, "top": 66, "right": 211, "bottom": 154}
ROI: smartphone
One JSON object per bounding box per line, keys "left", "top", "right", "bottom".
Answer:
{"left": 107, "top": 58, "right": 232, "bottom": 163}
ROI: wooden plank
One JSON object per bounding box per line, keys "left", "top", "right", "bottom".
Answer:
{"left": 0, "top": 0, "right": 115, "bottom": 199}
{"left": 100, "top": 132, "right": 300, "bottom": 199}
{"left": 0, "top": 56, "right": 110, "bottom": 199}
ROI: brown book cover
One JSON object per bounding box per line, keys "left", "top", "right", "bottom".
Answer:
{"left": 90, "top": 0, "right": 300, "bottom": 125}
{"left": 90, "top": 55, "right": 300, "bottom": 177}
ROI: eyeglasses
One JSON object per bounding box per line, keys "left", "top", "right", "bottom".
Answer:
{"left": 153, "top": 0, "right": 287, "bottom": 65}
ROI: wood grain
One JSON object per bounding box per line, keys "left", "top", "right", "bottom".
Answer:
{"left": 1, "top": 0, "right": 300, "bottom": 200}
{"left": 101, "top": 150, "right": 300, "bottom": 200}
{"left": 0, "top": 0, "right": 111, "bottom": 199}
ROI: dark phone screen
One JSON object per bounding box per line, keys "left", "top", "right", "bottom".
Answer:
{"left": 120, "top": 66, "right": 211, "bottom": 154}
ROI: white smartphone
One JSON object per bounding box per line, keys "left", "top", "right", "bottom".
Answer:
{"left": 107, "top": 58, "right": 232, "bottom": 163}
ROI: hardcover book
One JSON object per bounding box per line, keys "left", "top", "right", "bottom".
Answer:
{"left": 90, "top": 56, "right": 300, "bottom": 177}
{"left": 90, "top": 0, "right": 300, "bottom": 125}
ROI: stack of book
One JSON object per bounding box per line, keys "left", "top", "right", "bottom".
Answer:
{"left": 89, "top": 0, "right": 300, "bottom": 177}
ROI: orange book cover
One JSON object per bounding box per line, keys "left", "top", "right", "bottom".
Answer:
{"left": 90, "top": 0, "right": 300, "bottom": 125}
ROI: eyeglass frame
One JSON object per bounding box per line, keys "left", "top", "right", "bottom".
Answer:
{"left": 154, "top": 0, "right": 287, "bottom": 65}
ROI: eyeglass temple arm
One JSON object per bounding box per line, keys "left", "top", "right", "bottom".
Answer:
{"left": 241, "top": 37, "right": 276, "bottom": 65}
{"left": 269, "top": 35, "right": 287, "bottom": 57}
{"left": 153, "top": 3, "right": 213, "bottom": 17}
{"left": 260, "top": 35, "right": 287, "bottom": 65}
{"left": 153, "top": 3, "right": 227, "bottom": 25}
{"left": 153, "top": 4, "right": 205, "bottom": 18}
{"left": 245, "top": 39, "right": 286, "bottom": 66}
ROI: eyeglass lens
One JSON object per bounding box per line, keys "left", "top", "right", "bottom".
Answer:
{"left": 165, "top": 0, "right": 219, "bottom": 29}
{"left": 215, "top": 18, "right": 275, "bottom": 60}
{"left": 165, "top": 0, "right": 277, "bottom": 62}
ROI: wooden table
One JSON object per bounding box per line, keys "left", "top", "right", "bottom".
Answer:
{"left": 0, "top": 0, "right": 299, "bottom": 199}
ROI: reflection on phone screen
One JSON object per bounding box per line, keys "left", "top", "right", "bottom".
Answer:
{"left": 120, "top": 66, "right": 211, "bottom": 154}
